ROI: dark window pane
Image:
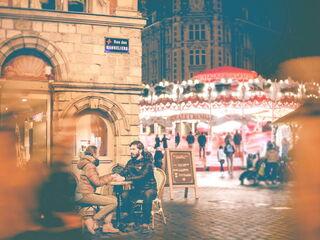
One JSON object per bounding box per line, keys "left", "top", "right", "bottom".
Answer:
{"left": 196, "top": 55, "right": 200, "bottom": 65}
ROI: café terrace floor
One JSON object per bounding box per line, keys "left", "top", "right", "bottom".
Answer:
{"left": 89, "top": 171, "right": 298, "bottom": 240}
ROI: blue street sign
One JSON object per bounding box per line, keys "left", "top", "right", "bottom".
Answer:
{"left": 105, "top": 37, "right": 129, "bottom": 53}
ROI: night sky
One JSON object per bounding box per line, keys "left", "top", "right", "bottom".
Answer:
{"left": 286, "top": 0, "right": 320, "bottom": 57}
{"left": 141, "top": 0, "right": 320, "bottom": 68}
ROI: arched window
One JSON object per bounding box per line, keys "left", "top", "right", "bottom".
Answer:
{"left": 2, "top": 48, "right": 53, "bottom": 81}
{"left": 68, "top": 0, "right": 86, "bottom": 12}
{"left": 76, "top": 112, "right": 114, "bottom": 159}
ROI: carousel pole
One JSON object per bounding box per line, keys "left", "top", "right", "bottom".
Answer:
{"left": 176, "top": 84, "right": 184, "bottom": 136}
{"left": 270, "top": 80, "right": 281, "bottom": 143}
{"left": 241, "top": 85, "right": 246, "bottom": 167}
{"left": 208, "top": 86, "right": 213, "bottom": 136}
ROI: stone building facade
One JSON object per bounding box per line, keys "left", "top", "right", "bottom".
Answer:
{"left": 141, "top": 0, "right": 285, "bottom": 84}
{"left": 0, "top": 0, "right": 145, "bottom": 174}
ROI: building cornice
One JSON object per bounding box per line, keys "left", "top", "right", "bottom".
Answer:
{"left": 51, "top": 81, "right": 143, "bottom": 95}
{"left": 0, "top": 7, "right": 146, "bottom": 29}
{"left": 0, "top": 79, "right": 143, "bottom": 95}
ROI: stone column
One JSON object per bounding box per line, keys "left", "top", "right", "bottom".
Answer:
{"left": 172, "top": 122, "right": 176, "bottom": 136}
{"left": 31, "top": 0, "right": 41, "bottom": 9}
{"left": 154, "top": 123, "right": 158, "bottom": 135}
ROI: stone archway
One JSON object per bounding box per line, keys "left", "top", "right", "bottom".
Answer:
{"left": 61, "top": 94, "right": 129, "bottom": 135}
{"left": 0, "top": 34, "right": 69, "bottom": 81}
{"left": 57, "top": 94, "right": 130, "bottom": 167}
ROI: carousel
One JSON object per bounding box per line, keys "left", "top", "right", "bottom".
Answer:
{"left": 139, "top": 66, "right": 317, "bottom": 169}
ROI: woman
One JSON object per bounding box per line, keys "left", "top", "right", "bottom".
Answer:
{"left": 76, "top": 145, "right": 124, "bottom": 234}
{"left": 224, "top": 140, "right": 235, "bottom": 176}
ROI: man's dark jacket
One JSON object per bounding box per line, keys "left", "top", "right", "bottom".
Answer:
{"left": 121, "top": 151, "right": 157, "bottom": 191}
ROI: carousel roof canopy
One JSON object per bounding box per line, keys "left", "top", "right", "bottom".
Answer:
{"left": 193, "top": 66, "right": 258, "bottom": 83}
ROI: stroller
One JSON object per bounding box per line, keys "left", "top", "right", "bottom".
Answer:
{"left": 239, "top": 153, "right": 266, "bottom": 185}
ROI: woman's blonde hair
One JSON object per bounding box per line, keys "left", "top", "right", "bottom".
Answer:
{"left": 84, "top": 145, "right": 97, "bottom": 156}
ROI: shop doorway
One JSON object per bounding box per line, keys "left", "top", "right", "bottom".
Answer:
{"left": 1, "top": 51, "right": 52, "bottom": 166}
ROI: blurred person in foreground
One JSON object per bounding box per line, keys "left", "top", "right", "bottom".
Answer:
{"left": 0, "top": 126, "right": 83, "bottom": 240}
{"left": 120, "top": 140, "right": 157, "bottom": 232}
{"left": 76, "top": 145, "right": 124, "bottom": 234}
{"left": 277, "top": 99, "right": 320, "bottom": 240}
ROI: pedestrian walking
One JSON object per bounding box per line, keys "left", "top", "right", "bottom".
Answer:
{"left": 154, "top": 134, "right": 161, "bottom": 148}
{"left": 161, "top": 134, "right": 169, "bottom": 149}
{"left": 198, "top": 132, "right": 207, "bottom": 158}
{"left": 233, "top": 130, "right": 242, "bottom": 155}
{"left": 175, "top": 132, "right": 181, "bottom": 147}
{"left": 224, "top": 140, "right": 235, "bottom": 176}
{"left": 186, "top": 131, "right": 195, "bottom": 148}
{"left": 217, "top": 146, "right": 226, "bottom": 177}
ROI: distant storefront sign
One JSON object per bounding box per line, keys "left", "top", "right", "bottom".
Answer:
{"left": 105, "top": 37, "right": 129, "bottom": 53}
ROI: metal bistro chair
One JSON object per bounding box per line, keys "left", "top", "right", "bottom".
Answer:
{"left": 133, "top": 168, "right": 167, "bottom": 229}
{"left": 151, "top": 167, "right": 167, "bottom": 229}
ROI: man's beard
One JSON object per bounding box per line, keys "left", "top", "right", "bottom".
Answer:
{"left": 131, "top": 152, "right": 141, "bottom": 159}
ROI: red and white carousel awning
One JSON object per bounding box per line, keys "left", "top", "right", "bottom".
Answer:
{"left": 193, "top": 66, "right": 258, "bottom": 83}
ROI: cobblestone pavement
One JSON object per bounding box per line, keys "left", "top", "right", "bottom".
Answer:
{"left": 86, "top": 171, "right": 298, "bottom": 240}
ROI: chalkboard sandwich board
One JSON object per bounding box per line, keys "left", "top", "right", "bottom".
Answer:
{"left": 166, "top": 149, "right": 198, "bottom": 200}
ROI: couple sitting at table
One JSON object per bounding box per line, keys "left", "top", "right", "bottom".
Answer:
{"left": 76, "top": 141, "right": 157, "bottom": 234}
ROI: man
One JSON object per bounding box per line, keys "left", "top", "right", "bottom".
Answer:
{"left": 197, "top": 132, "right": 207, "bottom": 158}
{"left": 233, "top": 130, "right": 242, "bottom": 155}
{"left": 186, "top": 131, "right": 195, "bottom": 148}
{"left": 121, "top": 140, "right": 157, "bottom": 231}
{"left": 154, "top": 134, "right": 161, "bottom": 148}
{"left": 175, "top": 132, "right": 181, "bottom": 147}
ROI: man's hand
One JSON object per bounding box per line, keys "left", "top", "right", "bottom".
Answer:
{"left": 111, "top": 173, "right": 125, "bottom": 182}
